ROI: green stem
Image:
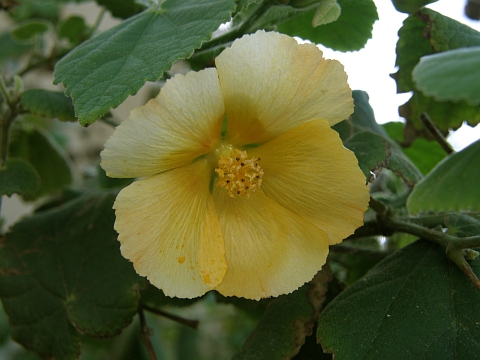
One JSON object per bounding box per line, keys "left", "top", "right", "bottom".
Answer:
{"left": 85, "top": 8, "right": 106, "bottom": 39}
{"left": 420, "top": 113, "right": 454, "bottom": 155}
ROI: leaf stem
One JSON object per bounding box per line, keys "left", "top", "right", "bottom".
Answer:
{"left": 142, "top": 303, "right": 199, "bottom": 330}
{"left": 85, "top": 8, "right": 107, "bottom": 39}
{"left": 420, "top": 113, "right": 454, "bottom": 155}
{"left": 138, "top": 306, "right": 158, "bottom": 360}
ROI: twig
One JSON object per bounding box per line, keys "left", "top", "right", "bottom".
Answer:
{"left": 142, "top": 303, "right": 199, "bottom": 330}
{"left": 420, "top": 113, "right": 454, "bottom": 155}
{"left": 138, "top": 306, "right": 158, "bottom": 360}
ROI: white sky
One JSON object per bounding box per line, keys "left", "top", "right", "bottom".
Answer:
{"left": 318, "top": 0, "right": 480, "bottom": 150}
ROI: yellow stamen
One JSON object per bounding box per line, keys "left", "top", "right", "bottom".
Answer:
{"left": 215, "top": 149, "right": 264, "bottom": 197}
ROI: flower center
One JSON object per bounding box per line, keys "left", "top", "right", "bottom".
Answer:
{"left": 215, "top": 149, "right": 264, "bottom": 198}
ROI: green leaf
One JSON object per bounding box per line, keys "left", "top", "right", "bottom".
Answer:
{"left": 11, "top": 20, "right": 50, "bottom": 41}
{"left": 445, "top": 213, "right": 480, "bottom": 238}
{"left": 340, "top": 91, "right": 423, "bottom": 186}
{"left": 0, "top": 194, "right": 143, "bottom": 359}
{"left": 233, "top": 270, "right": 330, "bottom": 360}
{"left": 392, "top": 14, "right": 435, "bottom": 93}
{"left": 318, "top": 240, "right": 480, "bottom": 359}
{"left": 58, "top": 16, "right": 88, "bottom": 44}
{"left": 413, "top": 47, "right": 480, "bottom": 106}
{"left": 0, "top": 32, "right": 33, "bottom": 62}
{"left": 10, "top": 0, "right": 61, "bottom": 23}
{"left": 0, "top": 159, "right": 40, "bottom": 197}
{"left": 21, "top": 89, "right": 77, "bottom": 121}
{"left": 8, "top": 124, "right": 72, "bottom": 200}
{"left": 392, "top": 9, "right": 480, "bottom": 137}
{"left": 399, "top": 92, "right": 480, "bottom": 137}
{"left": 344, "top": 131, "right": 390, "bottom": 181}
{"left": 96, "top": 0, "right": 144, "bottom": 19}
{"left": 54, "top": 0, "right": 236, "bottom": 126}
{"left": 383, "top": 121, "right": 446, "bottom": 175}
{"left": 276, "top": 0, "right": 378, "bottom": 51}
{"left": 407, "top": 139, "right": 480, "bottom": 214}
{"left": 391, "top": 0, "right": 438, "bottom": 14}
{"left": 311, "top": 0, "right": 341, "bottom": 26}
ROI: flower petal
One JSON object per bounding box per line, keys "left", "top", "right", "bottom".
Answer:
{"left": 212, "top": 187, "right": 329, "bottom": 300}
{"left": 114, "top": 159, "right": 227, "bottom": 298}
{"left": 101, "top": 68, "right": 224, "bottom": 178}
{"left": 215, "top": 30, "right": 353, "bottom": 146}
{"left": 249, "top": 120, "right": 370, "bottom": 245}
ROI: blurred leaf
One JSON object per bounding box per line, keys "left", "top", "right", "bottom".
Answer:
{"left": 276, "top": 0, "right": 378, "bottom": 51}
{"left": 311, "top": 0, "right": 341, "bottom": 26}
{"left": 141, "top": 283, "right": 202, "bottom": 309}
{"left": 407, "top": 139, "right": 480, "bottom": 214}
{"left": 9, "top": 124, "right": 72, "bottom": 200}
{"left": 21, "top": 89, "right": 76, "bottom": 121}
{"left": 233, "top": 269, "right": 330, "bottom": 360}
{"left": 0, "top": 158, "right": 40, "bottom": 197}
{"left": 445, "top": 213, "right": 480, "bottom": 238}
{"left": 96, "top": 0, "right": 144, "bottom": 19}
{"left": 391, "top": 0, "right": 438, "bottom": 14}
{"left": 0, "top": 32, "right": 33, "bottom": 62}
{"left": 0, "top": 194, "right": 143, "bottom": 359}
{"left": 383, "top": 121, "right": 446, "bottom": 175}
{"left": 58, "top": 16, "right": 88, "bottom": 44}
{"left": 318, "top": 240, "right": 480, "bottom": 359}
{"left": 96, "top": 164, "right": 133, "bottom": 190}
{"left": 413, "top": 47, "right": 480, "bottom": 106}
{"left": 54, "top": 0, "right": 236, "bottom": 126}
{"left": 10, "top": 0, "right": 60, "bottom": 23}
{"left": 344, "top": 131, "right": 389, "bottom": 181}
{"left": 11, "top": 19, "right": 50, "bottom": 41}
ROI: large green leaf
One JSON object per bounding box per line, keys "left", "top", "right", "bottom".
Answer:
{"left": 318, "top": 240, "right": 480, "bottom": 359}
{"left": 233, "top": 270, "right": 330, "bottom": 360}
{"left": 8, "top": 123, "right": 72, "bottom": 200}
{"left": 407, "top": 139, "right": 480, "bottom": 214}
{"left": 21, "top": 89, "right": 77, "bottom": 121}
{"left": 0, "top": 194, "right": 143, "bottom": 359}
{"left": 0, "top": 159, "right": 40, "bottom": 197}
{"left": 54, "top": 0, "right": 236, "bottom": 126}
{"left": 413, "top": 47, "right": 480, "bottom": 106}
{"left": 392, "top": 9, "right": 480, "bottom": 136}
{"left": 276, "top": 0, "right": 378, "bottom": 51}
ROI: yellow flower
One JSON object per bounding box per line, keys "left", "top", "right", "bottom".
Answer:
{"left": 100, "top": 31, "right": 369, "bottom": 300}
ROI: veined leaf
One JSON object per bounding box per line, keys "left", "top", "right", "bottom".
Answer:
{"left": 0, "top": 159, "right": 40, "bottom": 197}
{"left": 54, "top": 0, "right": 236, "bottom": 126}
{"left": 413, "top": 47, "right": 480, "bottom": 106}
{"left": 318, "top": 240, "right": 480, "bottom": 359}
{"left": 0, "top": 194, "right": 143, "bottom": 359}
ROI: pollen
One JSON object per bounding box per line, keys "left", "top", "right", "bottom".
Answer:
{"left": 215, "top": 149, "right": 264, "bottom": 197}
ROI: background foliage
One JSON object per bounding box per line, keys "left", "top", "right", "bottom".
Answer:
{"left": 1, "top": 0, "right": 480, "bottom": 359}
